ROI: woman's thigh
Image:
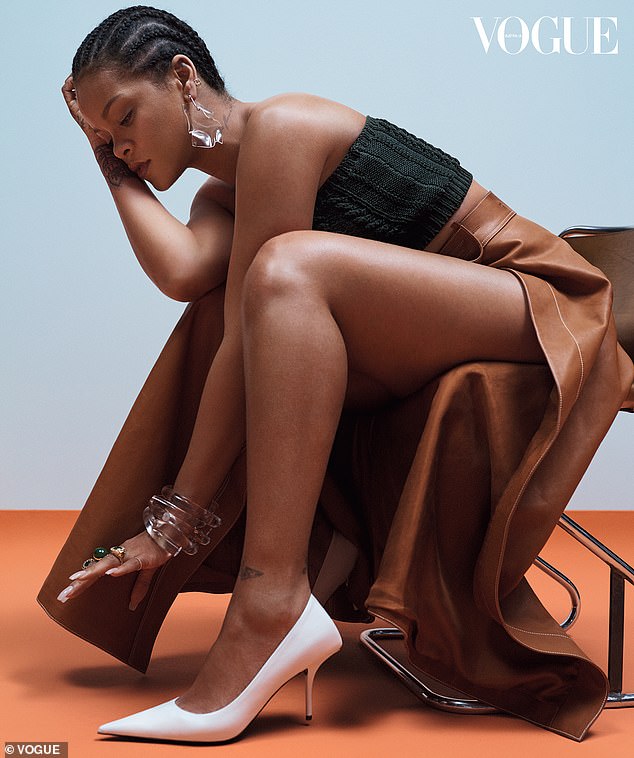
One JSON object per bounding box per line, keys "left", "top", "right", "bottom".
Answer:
{"left": 245, "top": 230, "right": 546, "bottom": 401}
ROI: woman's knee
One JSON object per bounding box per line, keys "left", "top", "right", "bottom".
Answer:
{"left": 241, "top": 231, "right": 323, "bottom": 322}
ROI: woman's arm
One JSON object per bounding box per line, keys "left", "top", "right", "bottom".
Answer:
{"left": 98, "top": 164, "right": 233, "bottom": 301}
{"left": 62, "top": 75, "right": 232, "bottom": 302}
{"left": 172, "top": 104, "right": 329, "bottom": 503}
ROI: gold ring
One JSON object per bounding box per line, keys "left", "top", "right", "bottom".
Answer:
{"left": 109, "top": 546, "right": 126, "bottom": 564}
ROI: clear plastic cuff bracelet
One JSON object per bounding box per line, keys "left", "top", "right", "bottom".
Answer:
{"left": 143, "top": 485, "right": 222, "bottom": 556}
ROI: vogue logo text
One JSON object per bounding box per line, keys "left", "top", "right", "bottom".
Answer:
{"left": 471, "top": 16, "right": 619, "bottom": 55}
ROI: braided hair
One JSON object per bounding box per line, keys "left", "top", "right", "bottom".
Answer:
{"left": 72, "top": 5, "right": 228, "bottom": 94}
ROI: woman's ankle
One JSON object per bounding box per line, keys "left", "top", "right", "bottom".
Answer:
{"left": 226, "top": 577, "right": 311, "bottom": 631}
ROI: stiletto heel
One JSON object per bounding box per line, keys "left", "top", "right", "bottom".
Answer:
{"left": 304, "top": 664, "right": 319, "bottom": 721}
{"left": 97, "top": 593, "right": 342, "bottom": 743}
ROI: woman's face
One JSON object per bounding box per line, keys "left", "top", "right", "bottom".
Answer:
{"left": 75, "top": 66, "right": 192, "bottom": 191}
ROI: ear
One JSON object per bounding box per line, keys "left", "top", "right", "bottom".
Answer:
{"left": 170, "top": 54, "right": 199, "bottom": 98}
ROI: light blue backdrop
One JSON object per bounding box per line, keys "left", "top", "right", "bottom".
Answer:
{"left": 1, "top": 1, "right": 632, "bottom": 509}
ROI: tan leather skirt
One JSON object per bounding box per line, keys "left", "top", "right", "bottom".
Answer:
{"left": 37, "top": 191, "right": 633, "bottom": 741}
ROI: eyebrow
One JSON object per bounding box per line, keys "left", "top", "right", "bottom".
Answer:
{"left": 101, "top": 93, "right": 123, "bottom": 120}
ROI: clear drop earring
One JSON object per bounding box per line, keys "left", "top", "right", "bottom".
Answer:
{"left": 183, "top": 94, "right": 224, "bottom": 149}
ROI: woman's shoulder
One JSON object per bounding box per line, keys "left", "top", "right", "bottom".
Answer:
{"left": 248, "top": 92, "right": 364, "bottom": 130}
{"left": 192, "top": 95, "right": 365, "bottom": 214}
{"left": 242, "top": 93, "right": 368, "bottom": 186}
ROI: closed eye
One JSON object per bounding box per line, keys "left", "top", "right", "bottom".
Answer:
{"left": 120, "top": 110, "right": 133, "bottom": 126}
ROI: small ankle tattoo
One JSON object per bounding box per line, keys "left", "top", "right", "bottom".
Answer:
{"left": 239, "top": 564, "right": 264, "bottom": 580}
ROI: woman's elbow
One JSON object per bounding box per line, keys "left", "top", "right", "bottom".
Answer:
{"left": 163, "top": 269, "right": 226, "bottom": 303}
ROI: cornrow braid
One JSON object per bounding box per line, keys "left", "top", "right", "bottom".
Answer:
{"left": 71, "top": 5, "right": 228, "bottom": 95}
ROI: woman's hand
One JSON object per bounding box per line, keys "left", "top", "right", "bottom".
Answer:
{"left": 56, "top": 531, "right": 173, "bottom": 611}
{"left": 61, "top": 74, "right": 109, "bottom": 151}
{"left": 62, "top": 73, "right": 138, "bottom": 189}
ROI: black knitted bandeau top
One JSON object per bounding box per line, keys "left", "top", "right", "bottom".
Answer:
{"left": 312, "top": 115, "right": 473, "bottom": 251}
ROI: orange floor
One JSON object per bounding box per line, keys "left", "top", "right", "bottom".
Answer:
{"left": 2, "top": 510, "right": 633, "bottom": 757}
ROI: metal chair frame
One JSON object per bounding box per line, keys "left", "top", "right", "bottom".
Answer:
{"left": 360, "top": 224, "right": 634, "bottom": 714}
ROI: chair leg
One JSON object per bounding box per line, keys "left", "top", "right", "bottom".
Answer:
{"left": 359, "top": 628, "right": 497, "bottom": 714}
{"left": 359, "top": 555, "right": 579, "bottom": 717}
{"left": 557, "top": 514, "right": 634, "bottom": 708}
{"left": 360, "top": 514, "right": 634, "bottom": 713}
{"left": 533, "top": 555, "right": 581, "bottom": 630}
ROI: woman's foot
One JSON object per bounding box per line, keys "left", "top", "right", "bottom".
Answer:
{"left": 97, "top": 591, "right": 342, "bottom": 741}
{"left": 312, "top": 530, "right": 358, "bottom": 605}
{"left": 175, "top": 573, "right": 312, "bottom": 714}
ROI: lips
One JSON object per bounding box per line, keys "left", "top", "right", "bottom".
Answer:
{"left": 130, "top": 160, "right": 150, "bottom": 179}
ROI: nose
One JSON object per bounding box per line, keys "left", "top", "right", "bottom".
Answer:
{"left": 112, "top": 139, "right": 131, "bottom": 161}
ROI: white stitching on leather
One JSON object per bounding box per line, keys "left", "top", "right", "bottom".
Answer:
{"left": 505, "top": 623, "right": 569, "bottom": 640}
{"left": 471, "top": 263, "right": 601, "bottom": 735}
{"left": 481, "top": 209, "right": 515, "bottom": 246}
{"left": 505, "top": 623, "right": 608, "bottom": 737}
{"left": 544, "top": 281, "right": 585, "bottom": 403}
{"left": 486, "top": 271, "right": 587, "bottom": 625}
{"left": 483, "top": 271, "right": 563, "bottom": 623}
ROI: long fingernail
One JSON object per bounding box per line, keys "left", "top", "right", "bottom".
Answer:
{"left": 57, "top": 585, "right": 74, "bottom": 603}
{"left": 69, "top": 571, "right": 87, "bottom": 581}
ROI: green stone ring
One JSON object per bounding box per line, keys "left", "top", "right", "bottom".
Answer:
{"left": 81, "top": 546, "right": 109, "bottom": 568}
{"left": 80, "top": 544, "right": 126, "bottom": 571}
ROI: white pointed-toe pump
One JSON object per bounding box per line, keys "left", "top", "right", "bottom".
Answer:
{"left": 97, "top": 593, "right": 343, "bottom": 743}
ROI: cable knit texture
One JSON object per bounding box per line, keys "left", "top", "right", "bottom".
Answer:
{"left": 312, "top": 115, "right": 473, "bottom": 250}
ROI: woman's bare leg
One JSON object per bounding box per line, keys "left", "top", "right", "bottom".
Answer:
{"left": 176, "top": 230, "right": 545, "bottom": 713}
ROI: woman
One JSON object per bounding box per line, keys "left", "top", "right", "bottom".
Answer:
{"left": 38, "top": 4, "right": 633, "bottom": 744}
